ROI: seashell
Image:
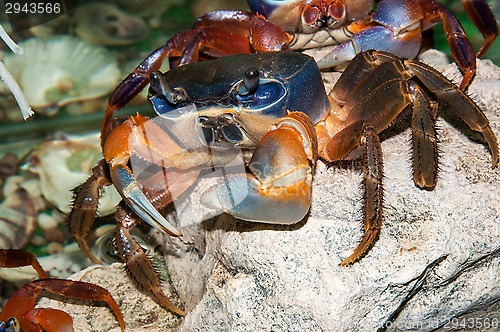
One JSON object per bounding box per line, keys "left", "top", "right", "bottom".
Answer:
{"left": 74, "top": 3, "right": 148, "bottom": 46}
{"left": 0, "top": 186, "right": 37, "bottom": 249}
{"left": 25, "top": 132, "right": 121, "bottom": 215}
{"left": 92, "top": 225, "right": 154, "bottom": 265}
{"left": 2, "top": 35, "right": 120, "bottom": 112}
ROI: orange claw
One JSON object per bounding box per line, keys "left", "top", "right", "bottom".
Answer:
{"left": 0, "top": 249, "right": 125, "bottom": 332}
{"left": 249, "top": 14, "right": 292, "bottom": 51}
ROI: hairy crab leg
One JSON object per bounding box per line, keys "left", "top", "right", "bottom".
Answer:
{"left": 0, "top": 279, "right": 125, "bottom": 331}
{"left": 409, "top": 82, "right": 439, "bottom": 190}
{"left": 202, "top": 112, "right": 317, "bottom": 223}
{"left": 318, "top": 119, "right": 385, "bottom": 265}
{"left": 114, "top": 203, "right": 186, "bottom": 316}
{"left": 345, "top": 125, "right": 384, "bottom": 266}
{"left": 69, "top": 159, "right": 111, "bottom": 264}
{"left": 404, "top": 58, "right": 500, "bottom": 167}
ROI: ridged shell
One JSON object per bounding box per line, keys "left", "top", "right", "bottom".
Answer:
{"left": 26, "top": 133, "right": 121, "bottom": 215}
{"left": 3, "top": 35, "right": 120, "bottom": 109}
{"left": 74, "top": 3, "right": 148, "bottom": 46}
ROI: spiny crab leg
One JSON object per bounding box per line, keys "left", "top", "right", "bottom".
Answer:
{"left": 69, "top": 159, "right": 111, "bottom": 264}
{"left": 320, "top": 121, "right": 385, "bottom": 266}
{"left": 203, "top": 112, "right": 317, "bottom": 223}
{"left": 319, "top": 50, "right": 499, "bottom": 264}
{"left": 403, "top": 57, "right": 500, "bottom": 167}
{"left": 114, "top": 203, "right": 186, "bottom": 316}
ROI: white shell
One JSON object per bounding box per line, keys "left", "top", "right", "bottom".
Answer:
{"left": 3, "top": 35, "right": 120, "bottom": 109}
{"left": 26, "top": 132, "right": 121, "bottom": 215}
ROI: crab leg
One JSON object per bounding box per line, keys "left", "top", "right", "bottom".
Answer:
{"left": 404, "top": 58, "right": 500, "bottom": 167}
{"left": 410, "top": 83, "right": 439, "bottom": 190}
{"left": 428, "top": 3, "right": 476, "bottom": 90}
{"left": 69, "top": 159, "right": 111, "bottom": 264}
{"left": 0, "top": 249, "right": 48, "bottom": 279}
{"left": 319, "top": 119, "right": 385, "bottom": 265}
{"left": 114, "top": 203, "right": 186, "bottom": 316}
{"left": 0, "top": 279, "right": 125, "bottom": 331}
{"left": 203, "top": 112, "right": 317, "bottom": 223}
{"left": 344, "top": 125, "right": 384, "bottom": 266}
{"left": 460, "top": 0, "right": 498, "bottom": 58}
{"left": 103, "top": 114, "right": 199, "bottom": 237}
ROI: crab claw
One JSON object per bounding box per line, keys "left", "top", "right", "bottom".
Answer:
{"left": 202, "top": 173, "right": 313, "bottom": 224}
{"left": 202, "top": 112, "right": 317, "bottom": 224}
{"left": 111, "top": 164, "right": 182, "bottom": 237}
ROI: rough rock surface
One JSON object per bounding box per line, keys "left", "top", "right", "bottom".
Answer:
{"left": 41, "top": 51, "right": 500, "bottom": 331}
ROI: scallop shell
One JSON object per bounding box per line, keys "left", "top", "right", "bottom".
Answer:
{"left": 3, "top": 35, "right": 120, "bottom": 111}
{"left": 26, "top": 132, "right": 121, "bottom": 216}
{"left": 0, "top": 185, "right": 36, "bottom": 249}
{"left": 74, "top": 3, "right": 148, "bottom": 46}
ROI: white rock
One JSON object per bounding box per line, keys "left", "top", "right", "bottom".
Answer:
{"left": 174, "top": 53, "right": 500, "bottom": 332}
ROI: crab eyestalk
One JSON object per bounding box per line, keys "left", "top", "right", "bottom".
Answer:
{"left": 233, "top": 68, "right": 260, "bottom": 96}
{"left": 150, "top": 71, "right": 187, "bottom": 104}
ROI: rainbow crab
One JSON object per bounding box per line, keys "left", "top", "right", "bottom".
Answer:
{"left": 0, "top": 249, "right": 124, "bottom": 332}
{"left": 68, "top": 50, "right": 498, "bottom": 315}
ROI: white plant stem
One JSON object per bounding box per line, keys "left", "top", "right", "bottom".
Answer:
{"left": 0, "top": 24, "right": 34, "bottom": 120}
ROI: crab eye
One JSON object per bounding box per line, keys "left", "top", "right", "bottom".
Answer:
{"left": 243, "top": 68, "right": 259, "bottom": 93}
{"left": 149, "top": 71, "right": 187, "bottom": 104}
{"left": 234, "top": 68, "right": 260, "bottom": 96}
{"left": 4, "top": 317, "right": 19, "bottom": 332}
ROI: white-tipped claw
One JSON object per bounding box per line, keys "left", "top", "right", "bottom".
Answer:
{"left": 111, "top": 165, "right": 182, "bottom": 237}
